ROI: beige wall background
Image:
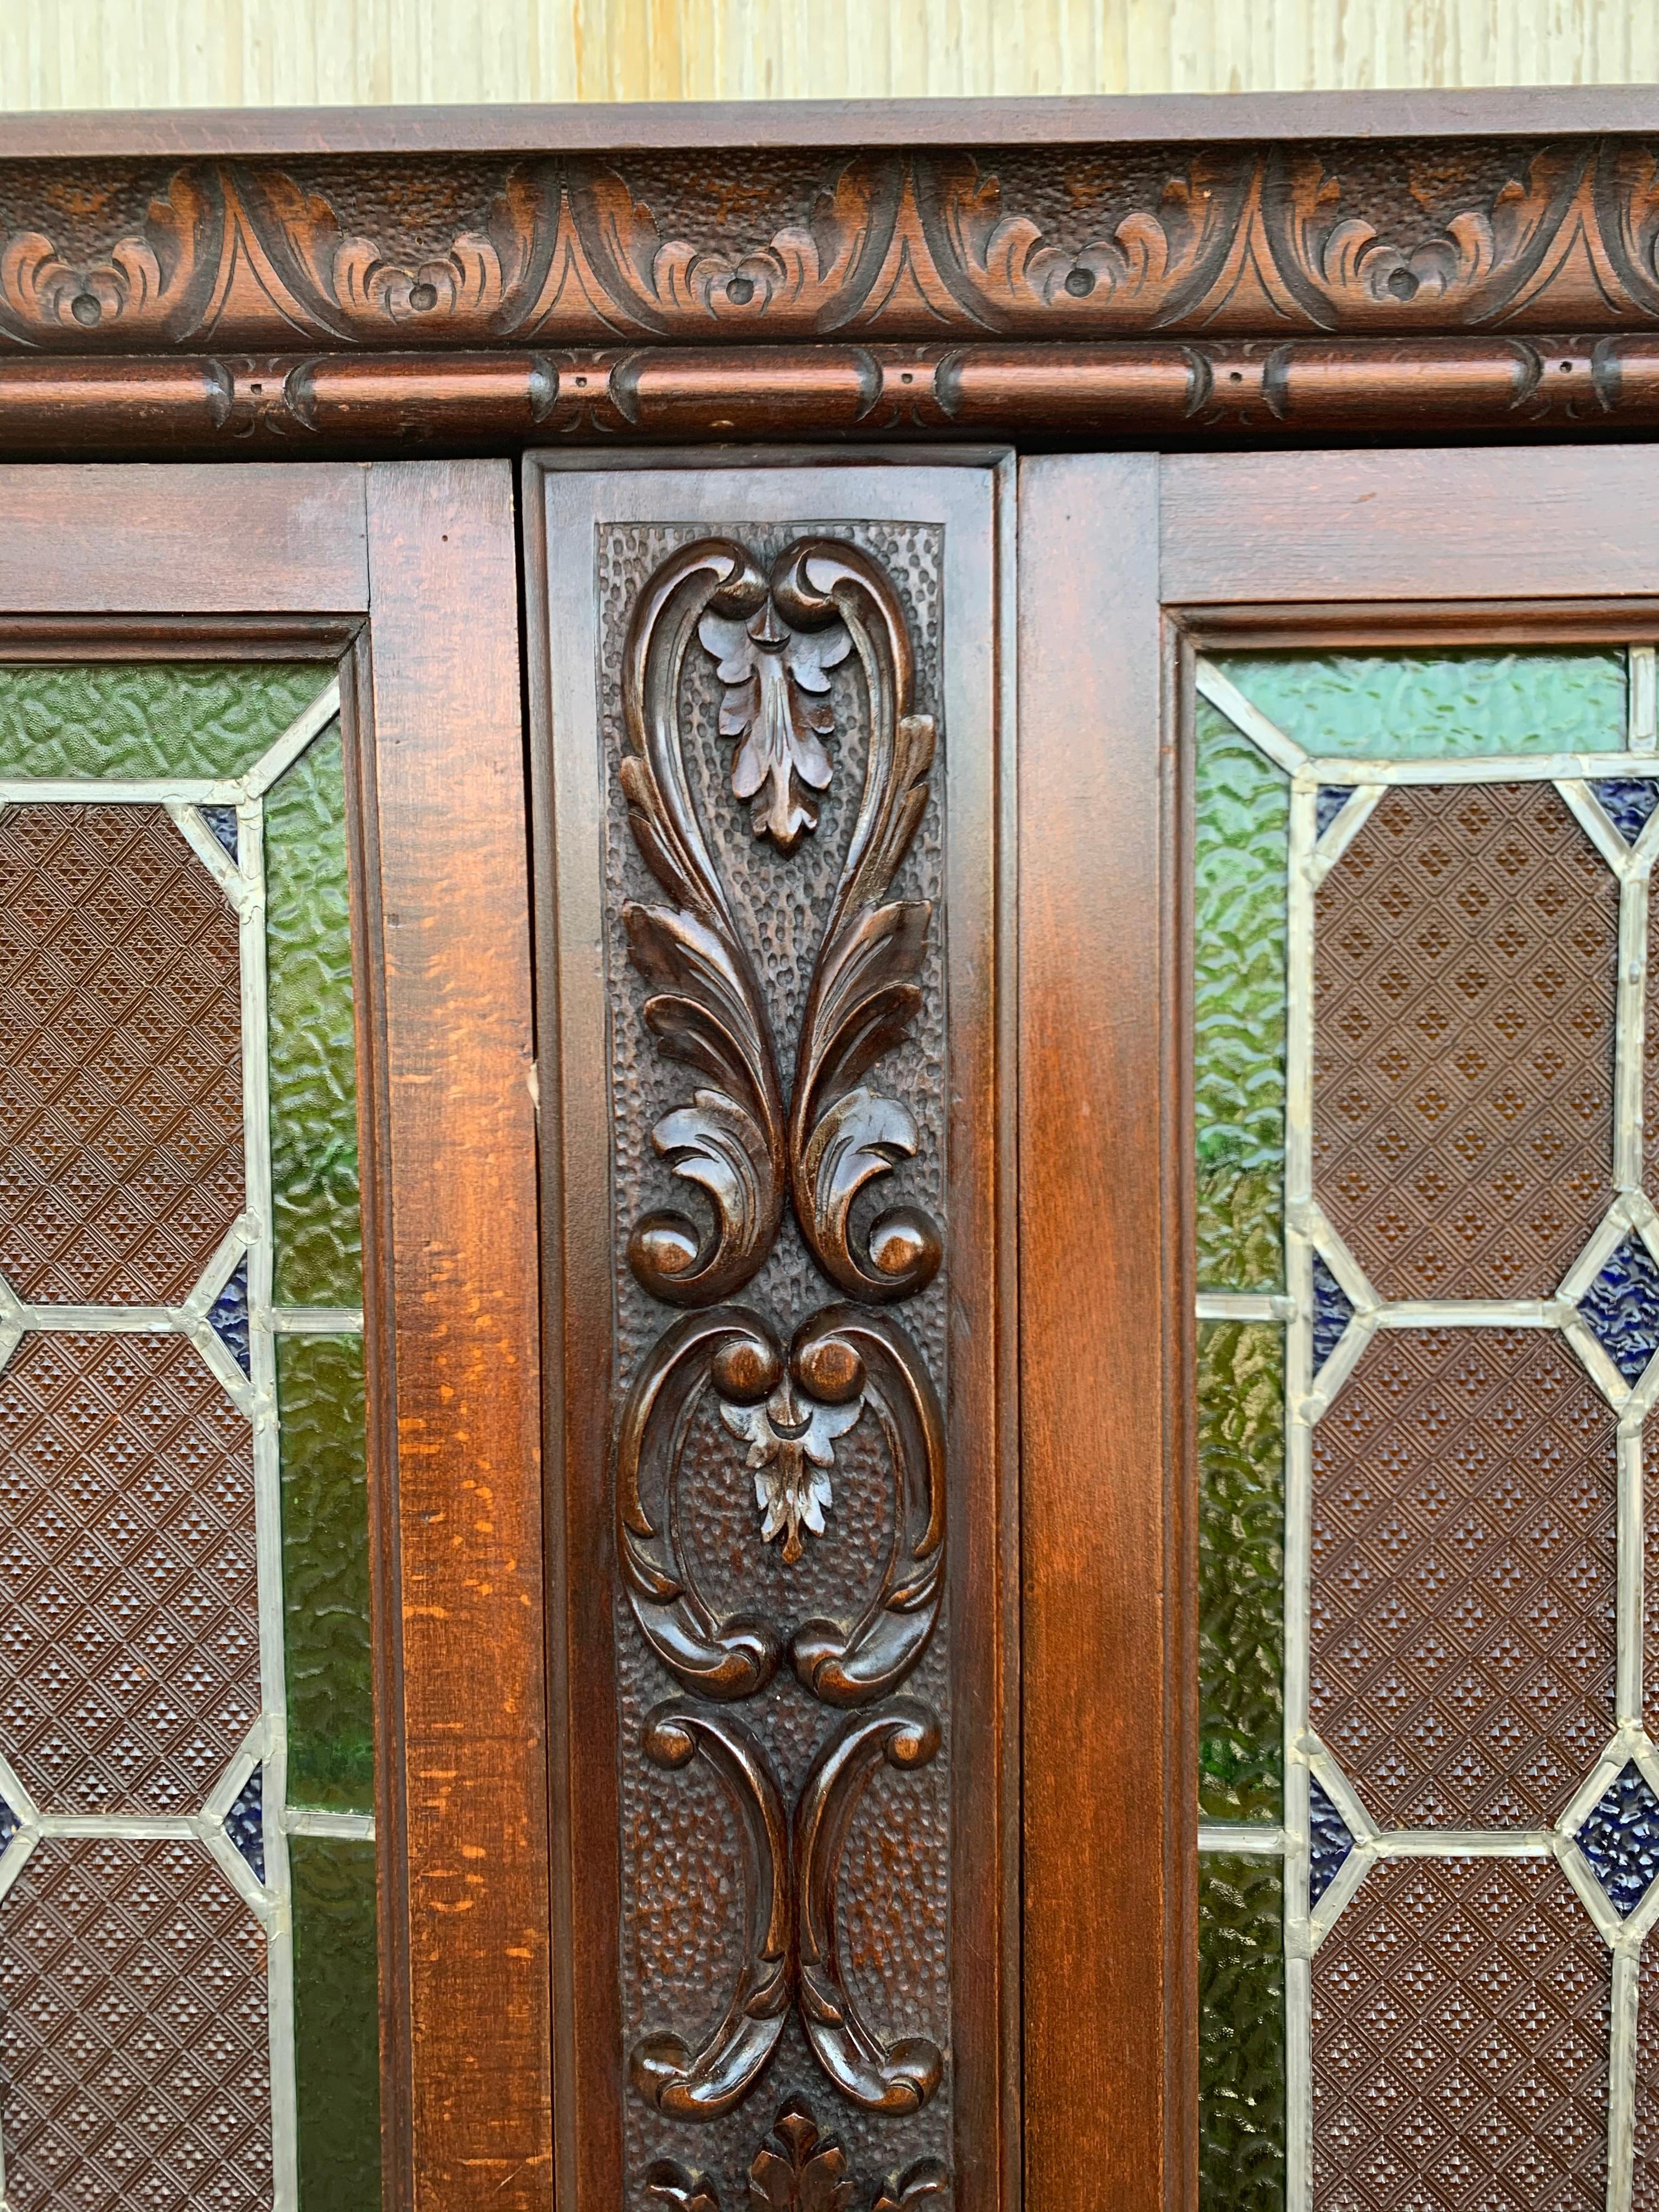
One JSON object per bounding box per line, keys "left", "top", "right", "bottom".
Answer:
{"left": 1, "top": 0, "right": 1656, "bottom": 108}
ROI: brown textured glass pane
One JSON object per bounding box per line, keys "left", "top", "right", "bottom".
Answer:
{"left": 1198, "top": 1321, "right": 1284, "bottom": 1822}
{"left": 1634, "top": 1945, "right": 1659, "bottom": 2208}
{"left": 266, "top": 724, "right": 362, "bottom": 1307}
{"left": 1313, "top": 782, "right": 1616, "bottom": 1301}
{"left": 0, "top": 1331, "right": 259, "bottom": 1815}
{"left": 0, "top": 663, "right": 330, "bottom": 782}
{"left": 1312, "top": 1856, "right": 1609, "bottom": 2212}
{"left": 0, "top": 1835, "right": 270, "bottom": 2211}
{"left": 1311, "top": 1328, "right": 1615, "bottom": 1829}
{"left": 0, "top": 805, "right": 244, "bottom": 1305}
{"left": 278, "top": 1335, "right": 374, "bottom": 1811}
{"left": 292, "top": 1833, "right": 381, "bottom": 2211}
{"left": 1199, "top": 1855, "right": 1284, "bottom": 2212}
{"left": 1194, "top": 700, "right": 1288, "bottom": 1293}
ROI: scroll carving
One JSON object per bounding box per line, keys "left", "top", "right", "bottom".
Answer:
{"left": 630, "top": 1705, "right": 793, "bottom": 2120}
{"left": 617, "top": 1305, "right": 943, "bottom": 1705}
{"left": 648, "top": 2098, "right": 949, "bottom": 2212}
{"left": 620, "top": 539, "right": 787, "bottom": 1306}
{"left": 613, "top": 520, "right": 950, "bottom": 2168}
{"left": 14, "top": 146, "right": 1659, "bottom": 354}
{"left": 794, "top": 1706, "right": 945, "bottom": 2115}
{"left": 781, "top": 542, "right": 941, "bottom": 1305}
{"left": 622, "top": 534, "right": 941, "bottom": 1313}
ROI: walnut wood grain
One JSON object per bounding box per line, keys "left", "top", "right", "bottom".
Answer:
{"left": 1018, "top": 453, "right": 1194, "bottom": 2212}
{"left": 358, "top": 461, "right": 550, "bottom": 2211}
{"left": 1161, "top": 445, "right": 1659, "bottom": 602}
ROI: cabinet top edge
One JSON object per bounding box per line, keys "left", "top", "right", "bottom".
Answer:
{"left": 1, "top": 86, "right": 1655, "bottom": 161}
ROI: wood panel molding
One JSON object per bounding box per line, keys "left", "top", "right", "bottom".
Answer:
{"left": 3, "top": 125, "right": 1659, "bottom": 447}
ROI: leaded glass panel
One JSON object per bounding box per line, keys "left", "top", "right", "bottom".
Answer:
{"left": 1194, "top": 643, "right": 1659, "bottom": 2210}
{"left": 0, "top": 664, "right": 379, "bottom": 2209}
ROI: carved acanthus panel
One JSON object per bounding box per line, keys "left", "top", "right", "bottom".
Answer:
{"left": 599, "top": 510, "right": 953, "bottom": 2211}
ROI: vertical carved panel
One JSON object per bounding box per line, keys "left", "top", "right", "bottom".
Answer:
{"left": 535, "top": 464, "right": 1002, "bottom": 2212}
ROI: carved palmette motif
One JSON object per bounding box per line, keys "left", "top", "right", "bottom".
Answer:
{"left": 611, "top": 527, "right": 951, "bottom": 2187}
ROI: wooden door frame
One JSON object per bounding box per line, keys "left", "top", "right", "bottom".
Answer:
{"left": 0, "top": 462, "right": 548, "bottom": 2212}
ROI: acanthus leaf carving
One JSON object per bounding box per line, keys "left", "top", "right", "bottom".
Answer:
{"left": 794, "top": 1703, "right": 945, "bottom": 2115}
{"left": 617, "top": 1304, "right": 943, "bottom": 1700}
{"left": 699, "top": 579, "right": 852, "bottom": 853}
{"left": 620, "top": 538, "right": 788, "bottom": 1306}
{"left": 648, "top": 2102, "right": 953, "bottom": 2212}
{"left": 630, "top": 1704, "right": 793, "bottom": 2121}
{"left": 778, "top": 539, "right": 943, "bottom": 1304}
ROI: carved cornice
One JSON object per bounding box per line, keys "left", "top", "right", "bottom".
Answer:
{"left": 5, "top": 139, "right": 1659, "bottom": 358}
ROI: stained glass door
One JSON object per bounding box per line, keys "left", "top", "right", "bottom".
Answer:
{"left": 0, "top": 463, "right": 546, "bottom": 2212}
{"left": 1014, "top": 447, "right": 1659, "bottom": 2212}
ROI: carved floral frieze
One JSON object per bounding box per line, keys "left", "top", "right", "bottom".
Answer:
{"left": 8, "top": 140, "right": 1659, "bottom": 354}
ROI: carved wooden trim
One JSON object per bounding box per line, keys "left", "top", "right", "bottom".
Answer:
{"left": 5, "top": 336, "right": 1659, "bottom": 453}
{"left": 6, "top": 143, "right": 1659, "bottom": 357}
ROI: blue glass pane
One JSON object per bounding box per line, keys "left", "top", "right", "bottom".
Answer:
{"left": 1579, "top": 1237, "right": 1659, "bottom": 1383}
{"left": 208, "top": 1257, "right": 251, "bottom": 1376}
{"left": 1592, "top": 778, "right": 1659, "bottom": 845}
{"left": 1311, "top": 1254, "right": 1352, "bottom": 1376}
{"left": 1315, "top": 787, "right": 1348, "bottom": 839}
{"left": 201, "top": 804, "right": 240, "bottom": 860}
{"left": 1308, "top": 1775, "right": 1355, "bottom": 1906}
{"left": 1577, "top": 1764, "right": 1659, "bottom": 1916}
{"left": 225, "top": 1765, "right": 265, "bottom": 1884}
{"left": 0, "top": 1792, "right": 18, "bottom": 1858}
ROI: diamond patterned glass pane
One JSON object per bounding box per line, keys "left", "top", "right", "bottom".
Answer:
{"left": 0, "top": 805, "right": 244, "bottom": 1305}
{"left": 1312, "top": 1327, "right": 1615, "bottom": 1828}
{"left": 1198, "top": 1321, "right": 1284, "bottom": 1823}
{"left": 1310, "top": 1254, "right": 1351, "bottom": 1377}
{"left": 0, "top": 663, "right": 329, "bottom": 781}
{"left": 0, "top": 1331, "right": 259, "bottom": 1815}
{"left": 1214, "top": 648, "right": 1627, "bottom": 760}
{"left": 279, "top": 1334, "right": 374, "bottom": 1813}
{"left": 1577, "top": 1763, "right": 1659, "bottom": 1917}
{"left": 1312, "top": 1857, "right": 1609, "bottom": 2211}
{"left": 1199, "top": 1855, "right": 1284, "bottom": 2212}
{"left": 292, "top": 1834, "right": 381, "bottom": 2211}
{"left": 1592, "top": 777, "right": 1659, "bottom": 845}
{"left": 266, "top": 721, "right": 363, "bottom": 1306}
{"left": 1307, "top": 1776, "right": 1354, "bottom": 1907}
{"left": 225, "top": 1765, "right": 265, "bottom": 1884}
{"left": 1194, "top": 699, "right": 1288, "bottom": 1294}
{"left": 1314, "top": 782, "right": 1616, "bottom": 1302}
{"left": 207, "top": 1255, "right": 251, "bottom": 1376}
{"left": 1581, "top": 1235, "right": 1659, "bottom": 1384}
{"left": 0, "top": 1837, "right": 272, "bottom": 2211}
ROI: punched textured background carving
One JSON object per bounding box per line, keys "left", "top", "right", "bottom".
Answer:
{"left": 601, "top": 521, "right": 950, "bottom": 2208}
{"left": 1310, "top": 1328, "right": 1615, "bottom": 1829}
{"left": 0, "top": 1836, "right": 271, "bottom": 2212}
{"left": 0, "top": 805, "right": 243, "bottom": 1306}
{"left": 1633, "top": 1945, "right": 1659, "bottom": 2210}
{"left": 1311, "top": 1855, "right": 1609, "bottom": 2212}
{"left": 0, "top": 1332, "right": 259, "bottom": 1815}
{"left": 1313, "top": 783, "right": 1616, "bottom": 1301}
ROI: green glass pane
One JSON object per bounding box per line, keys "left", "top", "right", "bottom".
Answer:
{"left": 292, "top": 1834, "right": 381, "bottom": 2211}
{"left": 0, "top": 663, "right": 329, "bottom": 779}
{"left": 1195, "top": 700, "right": 1287, "bottom": 1293}
{"left": 1199, "top": 1855, "right": 1285, "bottom": 2212}
{"left": 1199, "top": 1322, "right": 1284, "bottom": 1822}
{"left": 279, "top": 1334, "right": 374, "bottom": 1812}
{"left": 1212, "top": 647, "right": 1626, "bottom": 760}
{"left": 267, "top": 721, "right": 362, "bottom": 1305}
